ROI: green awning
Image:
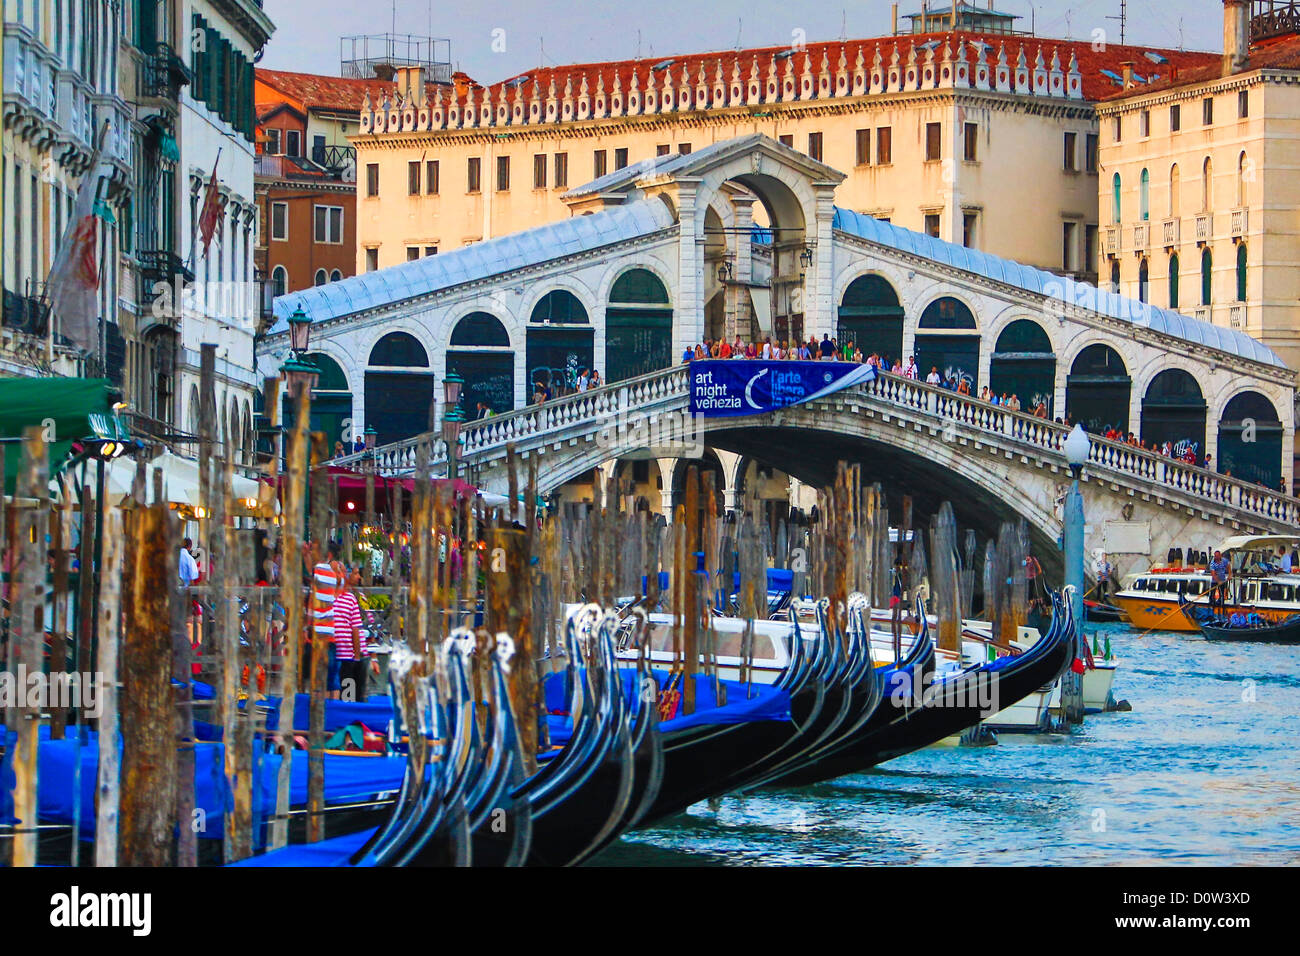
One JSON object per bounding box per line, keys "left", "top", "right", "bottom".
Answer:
{"left": 159, "top": 131, "right": 180, "bottom": 163}
{"left": 0, "top": 377, "right": 116, "bottom": 494}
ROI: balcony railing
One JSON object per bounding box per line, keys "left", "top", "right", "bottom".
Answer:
{"left": 1, "top": 289, "right": 49, "bottom": 337}
{"left": 1251, "top": 1, "right": 1300, "bottom": 42}
{"left": 142, "top": 43, "right": 192, "bottom": 101}
{"left": 140, "top": 250, "right": 194, "bottom": 288}
{"left": 1104, "top": 225, "right": 1119, "bottom": 257}
{"left": 1161, "top": 217, "right": 1180, "bottom": 247}
{"left": 1229, "top": 304, "right": 1245, "bottom": 329}
{"left": 1195, "top": 213, "right": 1213, "bottom": 243}
{"left": 1230, "top": 207, "right": 1249, "bottom": 238}
{"left": 310, "top": 143, "right": 357, "bottom": 182}
{"left": 1132, "top": 222, "right": 1149, "bottom": 253}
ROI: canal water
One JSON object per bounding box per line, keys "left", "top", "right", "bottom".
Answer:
{"left": 593, "top": 622, "right": 1300, "bottom": 865}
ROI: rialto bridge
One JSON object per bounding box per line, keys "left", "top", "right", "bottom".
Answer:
{"left": 260, "top": 134, "right": 1297, "bottom": 578}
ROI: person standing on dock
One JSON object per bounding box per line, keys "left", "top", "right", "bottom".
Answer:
{"left": 309, "top": 540, "right": 345, "bottom": 700}
{"left": 333, "top": 566, "right": 375, "bottom": 703}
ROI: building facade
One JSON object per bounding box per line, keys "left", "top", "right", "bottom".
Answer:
{"left": 348, "top": 30, "right": 1216, "bottom": 279}
{"left": 253, "top": 69, "right": 392, "bottom": 296}
{"left": 1097, "top": 0, "right": 1300, "bottom": 382}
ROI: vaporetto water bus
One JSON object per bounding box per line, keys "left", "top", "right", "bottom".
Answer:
{"left": 1112, "top": 535, "right": 1300, "bottom": 632}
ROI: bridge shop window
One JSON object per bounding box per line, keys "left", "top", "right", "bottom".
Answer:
{"left": 365, "top": 331, "right": 435, "bottom": 446}
{"left": 990, "top": 319, "right": 1055, "bottom": 416}
{"left": 838, "top": 274, "right": 903, "bottom": 365}
{"left": 606, "top": 268, "right": 673, "bottom": 384}
{"left": 1217, "top": 390, "right": 1282, "bottom": 488}
{"left": 1141, "top": 368, "right": 1207, "bottom": 462}
{"left": 1066, "top": 344, "right": 1130, "bottom": 435}
{"left": 916, "top": 296, "right": 979, "bottom": 392}
{"left": 528, "top": 290, "right": 593, "bottom": 396}
{"left": 448, "top": 312, "right": 515, "bottom": 416}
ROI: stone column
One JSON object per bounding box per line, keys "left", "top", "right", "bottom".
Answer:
{"left": 675, "top": 180, "right": 705, "bottom": 357}
{"left": 730, "top": 194, "right": 756, "bottom": 341}
{"left": 657, "top": 457, "right": 679, "bottom": 522}
{"left": 807, "top": 183, "right": 838, "bottom": 338}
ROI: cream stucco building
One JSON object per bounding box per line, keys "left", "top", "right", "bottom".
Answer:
{"left": 1097, "top": 0, "right": 1300, "bottom": 382}
{"left": 347, "top": 24, "right": 1216, "bottom": 282}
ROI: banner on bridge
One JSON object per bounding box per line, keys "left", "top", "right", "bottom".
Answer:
{"left": 688, "top": 360, "right": 878, "bottom": 418}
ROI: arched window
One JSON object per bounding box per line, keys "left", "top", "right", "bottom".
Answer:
{"left": 1218, "top": 391, "right": 1282, "bottom": 487}
{"left": 1110, "top": 259, "right": 1120, "bottom": 294}
{"left": 368, "top": 331, "right": 429, "bottom": 367}
{"left": 1169, "top": 164, "right": 1180, "bottom": 218}
{"left": 271, "top": 265, "right": 288, "bottom": 297}
{"left": 1202, "top": 156, "right": 1213, "bottom": 212}
{"left": 916, "top": 297, "right": 979, "bottom": 390}
{"left": 990, "top": 319, "right": 1055, "bottom": 415}
{"left": 294, "top": 353, "right": 353, "bottom": 451}
{"left": 1201, "top": 248, "right": 1213, "bottom": 306}
{"left": 1139, "top": 168, "right": 1150, "bottom": 221}
{"left": 314, "top": 269, "right": 327, "bottom": 286}
{"left": 1141, "top": 368, "right": 1206, "bottom": 459}
{"left": 608, "top": 269, "right": 674, "bottom": 382}
{"left": 1112, "top": 173, "right": 1122, "bottom": 223}
{"left": 1067, "top": 344, "right": 1130, "bottom": 434}
{"left": 1236, "top": 243, "right": 1247, "bottom": 302}
{"left": 1237, "top": 151, "right": 1248, "bottom": 206}
{"left": 1168, "top": 253, "right": 1180, "bottom": 309}
{"left": 330, "top": 269, "right": 342, "bottom": 283}
{"left": 450, "top": 312, "right": 510, "bottom": 347}
{"left": 529, "top": 289, "right": 588, "bottom": 324}
{"left": 838, "top": 274, "right": 904, "bottom": 364}
{"left": 918, "top": 297, "right": 977, "bottom": 329}
{"left": 448, "top": 313, "right": 514, "bottom": 415}
{"left": 1138, "top": 259, "right": 1149, "bottom": 303}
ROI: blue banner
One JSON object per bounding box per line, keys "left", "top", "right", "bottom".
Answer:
{"left": 688, "top": 360, "right": 877, "bottom": 417}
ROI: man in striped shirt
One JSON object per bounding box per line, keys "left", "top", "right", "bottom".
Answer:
{"left": 334, "top": 566, "right": 375, "bottom": 702}
{"left": 309, "top": 540, "right": 344, "bottom": 699}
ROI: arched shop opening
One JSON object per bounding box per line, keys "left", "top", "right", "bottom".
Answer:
{"left": 527, "top": 290, "right": 592, "bottom": 395}
{"left": 1141, "top": 368, "right": 1207, "bottom": 458}
{"left": 606, "top": 268, "right": 673, "bottom": 383}
{"left": 365, "top": 331, "right": 436, "bottom": 446}
{"left": 915, "top": 296, "right": 979, "bottom": 390}
{"left": 1217, "top": 391, "right": 1282, "bottom": 487}
{"left": 446, "top": 312, "right": 514, "bottom": 416}
{"left": 1066, "top": 344, "right": 1130, "bottom": 434}
{"left": 301, "top": 352, "right": 352, "bottom": 451}
{"left": 838, "top": 274, "right": 904, "bottom": 364}
{"left": 989, "top": 319, "right": 1055, "bottom": 414}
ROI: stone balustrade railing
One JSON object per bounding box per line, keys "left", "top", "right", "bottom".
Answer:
{"left": 341, "top": 363, "right": 1299, "bottom": 528}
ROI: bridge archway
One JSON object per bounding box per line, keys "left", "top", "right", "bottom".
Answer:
{"left": 526, "top": 290, "right": 592, "bottom": 396}
{"left": 989, "top": 319, "right": 1055, "bottom": 414}
{"left": 1141, "top": 368, "right": 1207, "bottom": 457}
{"left": 1066, "top": 344, "right": 1130, "bottom": 434}
{"left": 838, "top": 274, "right": 904, "bottom": 363}
{"left": 606, "top": 267, "right": 673, "bottom": 382}
{"left": 366, "top": 331, "right": 435, "bottom": 445}
{"left": 1217, "top": 390, "right": 1281, "bottom": 487}
{"left": 447, "top": 311, "right": 514, "bottom": 416}
{"left": 915, "top": 296, "right": 979, "bottom": 389}
{"left": 670, "top": 453, "right": 727, "bottom": 520}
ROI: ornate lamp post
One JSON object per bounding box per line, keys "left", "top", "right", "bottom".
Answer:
{"left": 1062, "top": 423, "right": 1092, "bottom": 724}
{"left": 442, "top": 407, "right": 463, "bottom": 481}
{"left": 287, "top": 305, "right": 312, "bottom": 355}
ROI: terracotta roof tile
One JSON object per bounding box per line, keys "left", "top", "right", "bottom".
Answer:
{"left": 256, "top": 68, "right": 397, "bottom": 113}
{"left": 457, "top": 31, "right": 1218, "bottom": 109}
{"left": 1099, "top": 33, "right": 1300, "bottom": 100}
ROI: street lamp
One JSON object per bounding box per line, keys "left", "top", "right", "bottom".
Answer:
{"left": 287, "top": 305, "right": 312, "bottom": 355}
{"left": 442, "top": 406, "right": 464, "bottom": 480}
{"left": 443, "top": 370, "right": 463, "bottom": 410}
{"left": 1062, "top": 422, "right": 1091, "bottom": 722}
{"left": 279, "top": 354, "right": 319, "bottom": 395}
{"left": 717, "top": 260, "right": 733, "bottom": 284}
{"left": 799, "top": 246, "right": 814, "bottom": 270}
{"left": 364, "top": 423, "right": 377, "bottom": 450}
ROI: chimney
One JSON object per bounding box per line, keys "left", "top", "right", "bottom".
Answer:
{"left": 891, "top": 2, "right": 899, "bottom": 35}
{"left": 1223, "top": 0, "right": 1250, "bottom": 75}
{"left": 1121, "top": 61, "right": 1134, "bottom": 88}
{"left": 395, "top": 66, "right": 425, "bottom": 105}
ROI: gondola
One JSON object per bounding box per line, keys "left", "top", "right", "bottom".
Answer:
{"left": 789, "top": 590, "right": 1074, "bottom": 778}
{"left": 1180, "top": 593, "right": 1300, "bottom": 644}
{"left": 756, "top": 598, "right": 936, "bottom": 790}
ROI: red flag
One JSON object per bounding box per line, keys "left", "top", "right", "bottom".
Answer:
{"left": 198, "top": 154, "right": 223, "bottom": 254}
{"left": 47, "top": 120, "right": 109, "bottom": 353}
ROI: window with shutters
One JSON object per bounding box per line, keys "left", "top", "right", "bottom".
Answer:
{"left": 614, "top": 147, "right": 628, "bottom": 169}
{"left": 593, "top": 149, "right": 607, "bottom": 177}
{"left": 808, "top": 132, "right": 823, "bottom": 161}
{"left": 554, "top": 152, "right": 568, "bottom": 187}
{"left": 496, "top": 155, "right": 510, "bottom": 191}
{"left": 855, "top": 128, "right": 871, "bottom": 166}
{"left": 533, "top": 153, "right": 547, "bottom": 189}
{"left": 876, "top": 127, "right": 892, "bottom": 165}
{"left": 313, "top": 205, "right": 343, "bottom": 244}
{"left": 426, "top": 160, "right": 439, "bottom": 194}
{"left": 964, "top": 122, "right": 978, "bottom": 162}
{"left": 366, "top": 163, "right": 379, "bottom": 197}
{"left": 408, "top": 161, "right": 420, "bottom": 195}
{"left": 271, "top": 202, "right": 287, "bottom": 241}
{"left": 467, "top": 157, "right": 481, "bottom": 193}
{"left": 925, "top": 122, "right": 941, "bottom": 161}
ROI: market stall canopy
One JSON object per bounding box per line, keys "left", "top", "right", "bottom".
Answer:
{"left": 0, "top": 377, "right": 115, "bottom": 494}
{"left": 96, "top": 450, "right": 263, "bottom": 509}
